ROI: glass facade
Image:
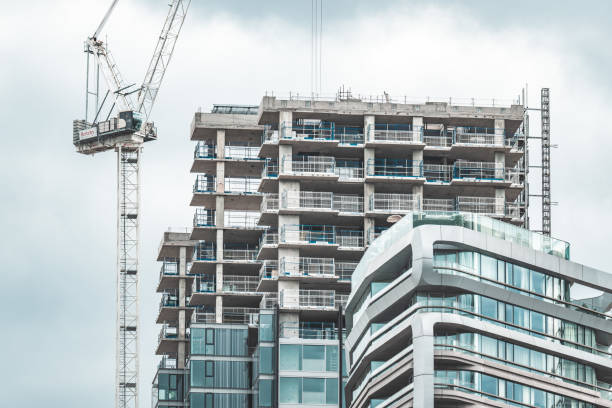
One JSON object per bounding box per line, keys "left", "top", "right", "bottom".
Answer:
{"left": 191, "top": 327, "right": 249, "bottom": 356}
{"left": 434, "top": 250, "right": 571, "bottom": 302}
{"left": 157, "top": 373, "right": 184, "bottom": 402}
{"left": 435, "top": 332, "right": 599, "bottom": 389}
{"left": 190, "top": 392, "right": 249, "bottom": 407}
{"left": 435, "top": 370, "right": 595, "bottom": 408}
{"left": 279, "top": 344, "right": 347, "bottom": 375}
{"left": 279, "top": 377, "right": 339, "bottom": 405}
{"left": 190, "top": 360, "right": 251, "bottom": 389}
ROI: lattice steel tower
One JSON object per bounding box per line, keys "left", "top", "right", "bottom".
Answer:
{"left": 541, "top": 88, "right": 551, "bottom": 235}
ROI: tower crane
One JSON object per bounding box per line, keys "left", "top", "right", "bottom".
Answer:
{"left": 72, "top": 1, "right": 191, "bottom": 407}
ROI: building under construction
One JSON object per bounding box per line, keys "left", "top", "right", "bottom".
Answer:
{"left": 152, "top": 91, "right": 540, "bottom": 407}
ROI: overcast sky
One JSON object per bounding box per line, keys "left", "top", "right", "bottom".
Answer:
{"left": 2, "top": 0, "right": 612, "bottom": 406}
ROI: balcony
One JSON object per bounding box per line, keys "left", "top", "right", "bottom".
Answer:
{"left": 192, "top": 276, "right": 215, "bottom": 293}
{"left": 336, "top": 262, "right": 357, "bottom": 281}
{"left": 258, "top": 260, "right": 279, "bottom": 286}
{"left": 281, "top": 120, "right": 334, "bottom": 141}
{"left": 260, "top": 292, "right": 278, "bottom": 309}
{"left": 260, "top": 193, "right": 279, "bottom": 213}
{"left": 194, "top": 242, "right": 215, "bottom": 261}
{"left": 281, "top": 191, "right": 333, "bottom": 212}
{"left": 261, "top": 159, "right": 279, "bottom": 179}
{"left": 334, "top": 194, "right": 364, "bottom": 214}
{"left": 423, "top": 198, "right": 455, "bottom": 212}
{"left": 262, "top": 126, "right": 279, "bottom": 144}
{"left": 193, "top": 174, "right": 215, "bottom": 193}
{"left": 224, "top": 177, "right": 260, "bottom": 194}
{"left": 337, "top": 229, "right": 365, "bottom": 250}
{"left": 191, "top": 308, "right": 259, "bottom": 325}
{"left": 224, "top": 211, "right": 261, "bottom": 229}
{"left": 424, "top": 128, "right": 453, "bottom": 148}
{"left": 223, "top": 144, "right": 260, "bottom": 160}
{"left": 159, "top": 258, "right": 178, "bottom": 276}
{"left": 193, "top": 208, "right": 215, "bottom": 227}
{"left": 456, "top": 196, "right": 504, "bottom": 217}
{"left": 280, "top": 156, "right": 337, "bottom": 179}
{"left": 452, "top": 161, "right": 505, "bottom": 183}
{"left": 279, "top": 224, "right": 337, "bottom": 248}
{"left": 370, "top": 193, "right": 419, "bottom": 214}
{"left": 223, "top": 246, "right": 258, "bottom": 262}
{"left": 454, "top": 126, "right": 504, "bottom": 146}
{"left": 335, "top": 126, "right": 364, "bottom": 146}
{"left": 194, "top": 142, "right": 216, "bottom": 159}
{"left": 424, "top": 164, "right": 453, "bottom": 183}
{"left": 222, "top": 275, "right": 259, "bottom": 293}
{"left": 366, "top": 158, "right": 424, "bottom": 182}
{"left": 335, "top": 160, "right": 364, "bottom": 181}
{"left": 368, "top": 123, "right": 423, "bottom": 145}
{"left": 279, "top": 256, "right": 335, "bottom": 278}
{"left": 279, "top": 322, "right": 345, "bottom": 340}
{"left": 280, "top": 289, "right": 337, "bottom": 310}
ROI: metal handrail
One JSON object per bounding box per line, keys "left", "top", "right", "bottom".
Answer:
{"left": 367, "top": 158, "right": 423, "bottom": 177}
{"left": 281, "top": 120, "right": 334, "bottom": 140}
{"left": 224, "top": 144, "right": 259, "bottom": 160}
{"left": 370, "top": 124, "right": 423, "bottom": 143}
{"left": 335, "top": 126, "right": 364, "bottom": 145}
{"left": 423, "top": 198, "right": 455, "bottom": 212}
{"left": 223, "top": 248, "right": 258, "bottom": 261}
{"left": 261, "top": 159, "right": 279, "bottom": 178}
{"left": 260, "top": 193, "right": 279, "bottom": 212}
{"left": 194, "top": 142, "right": 216, "bottom": 159}
{"left": 333, "top": 194, "right": 364, "bottom": 213}
{"left": 371, "top": 193, "right": 420, "bottom": 213}
{"left": 423, "top": 164, "right": 453, "bottom": 183}
{"left": 280, "top": 224, "right": 336, "bottom": 244}
{"left": 279, "top": 256, "right": 335, "bottom": 277}
{"left": 259, "top": 260, "right": 278, "bottom": 280}
{"left": 224, "top": 177, "right": 260, "bottom": 193}
{"left": 193, "top": 174, "right": 215, "bottom": 193}
{"left": 193, "top": 208, "right": 215, "bottom": 227}
{"left": 281, "top": 155, "right": 336, "bottom": 175}
{"left": 453, "top": 161, "right": 504, "bottom": 180}
{"left": 224, "top": 211, "right": 260, "bottom": 229}
{"left": 456, "top": 196, "right": 504, "bottom": 216}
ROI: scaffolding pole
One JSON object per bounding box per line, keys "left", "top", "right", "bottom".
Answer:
{"left": 116, "top": 145, "right": 141, "bottom": 408}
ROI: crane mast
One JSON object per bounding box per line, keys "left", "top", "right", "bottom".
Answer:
{"left": 72, "top": 2, "right": 191, "bottom": 408}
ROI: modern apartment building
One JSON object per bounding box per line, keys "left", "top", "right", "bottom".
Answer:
{"left": 152, "top": 93, "right": 529, "bottom": 407}
{"left": 344, "top": 211, "right": 612, "bottom": 408}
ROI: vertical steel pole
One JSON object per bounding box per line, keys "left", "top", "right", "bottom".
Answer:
{"left": 541, "top": 89, "right": 551, "bottom": 235}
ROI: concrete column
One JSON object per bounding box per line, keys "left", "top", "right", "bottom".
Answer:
{"left": 216, "top": 162, "right": 225, "bottom": 193}
{"left": 363, "top": 183, "right": 374, "bottom": 212}
{"left": 279, "top": 144, "right": 292, "bottom": 174}
{"left": 412, "top": 185, "right": 424, "bottom": 210}
{"left": 177, "top": 341, "right": 185, "bottom": 369}
{"left": 216, "top": 129, "right": 226, "bottom": 158}
{"left": 412, "top": 314, "right": 434, "bottom": 408}
{"left": 179, "top": 247, "right": 186, "bottom": 277}
{"left": 494, "top": 118, "right": 505, "bottom": 146}
{"left": 178, "top": 245, "right": 187, "bottom": 369}
{"left": 364, "top": 114, "right": 375, "bottom": 142}
{"left": 412, "top": 116, "right": 424, "bottom": 178}
{"left": 215, "top": 196, "right": 224, "bottom": 228}
{"left": 364, "top": 217, "right": 375, "bottom": 245}
{"left": 279, "top": 111, "right": 293, "bottom": 139}
{"left": 495, "top": 150, "right": 506, "bottom": 212}
{"left": 215, "top": 295, "right": 223, "bottom": 324}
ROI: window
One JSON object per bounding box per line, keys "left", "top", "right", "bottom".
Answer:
{"left": 279, "top": 344, "right": 301, "bottom": 371}
{"left": 480, "top": 373, "right": 497, "bottom": 397}
{"left": 259, "top": 379, "right": 273, "bottom": 407}
{"left": 303, "top": 378, "right": 325, "bottom": 404}
{"left": 326, "top": 345, "right": 338, "bottom": 372}
{"left": 326, "top": 378, "right": 338, "bottom": 404}
{"left": 259, "top": 346, "right": 274, "bottom": 375}
{"left": 259, "top": 313, "right": 274, "bottom": 342}
{"left": 480, "top": 296, "right": 497, "bottom": 320}
{"left": 279, "top": 377, "right": 301, "bottom": 403}
{"left": 302, "top": 345, "right": 325, "bottom": 371}
{"left": 530, "top": 271, "right": 546, "bottom": 296}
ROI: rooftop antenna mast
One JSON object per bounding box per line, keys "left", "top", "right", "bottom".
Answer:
{"left": 72, "top": 1, "right": 191, "bottom": 407}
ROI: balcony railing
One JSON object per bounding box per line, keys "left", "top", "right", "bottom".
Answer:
{"left": 282, "top": 120, "right": 334, "bottom": 140}
{"left": 280, "top": 289, "right": 336, "bottom": 309}
{"left": 454, "top": 127, "right": 504, "bottom": 146}
{"left": 453, "top": 161, "right": 504, "bottom": 181}
{"left": 191, "top": 308, "right": 259, "bottom": 324}
{"left": 279, "top": 323, "right": 344, "bottom": 340}
{"left": 424, "top": 164, "right": 453, "bottom": 183}
{"left": 159, "top": 292, "right": 179, "bottom": 312}
{"left": 225, "top": 211, "right": 260, "bottom": 229}
{"left": 193, "top": 208, "right": 215, "bottom": 227}
{"left": 193, "top": 175, "right": 215, "bottom": 193}
{"left": 505, "top": 167, "right": 524, "bottom": 185}
{"left": 371, "top": 193, "right": 419, "bottom": 213}
{"left": 224, "top": 177, "right": 260, "bottom": 194}
{"left": 223, "top": 247, "right": 258, "bottom": 261}
{"left": 259, "top": 230, "right": 278, "bottom": 246}
{"left": 224, "top": 144, "right": 259, "bottom": 160}
{"left": 194, "top": 242, "right": 215, "bottom": 261}
{"left": 160, "top": 258, "right": 178, "bottom": 276}
{"left": 280, "top": 224, "right": 336, "bottom": 245}
{"left": 337, "top": 229, "right": 364, "bottom": 248}
{"left": 260, "top": 193, "right": 279, "bottom": 212}
{"left": 260, "top": 292, "right": 278, "bottom": 309}
{"left": 335, "top": 160, "right": 364, "bottom": 180}
{"left": 261, "top": 159, "right": 279, "bottom": 178}
{"left": 158, "top": 324, "right": 178, "bottom": 343}
{"left": 262, "top": 127, "right": 279, "bottom": 143}
{"left": 281, "top": 191, "right": 333, "bottom": 211}
{"left": 259, "top": 260, "right": 278, "bottom": 280}
{"left": 423, "top": 198, "right": 455, "bottom": 212}
{"left": 424, "top": 130, "right": 453, "bottom": 147}
{"left": 335, "top": 126, "right": 364, "bottom": 145}
{"left": 336, "top": 262, "right": 357, "bottom": 281}
{"left": 194, "top": 142, "right": 216, "bottom": 158}
{"left": 222, "top": 275, "right": 259, "bottom": 293}
{"left": 281, "top": 156, "right": 335, "bottom": 175}
{"left": 370, "top": 124, "right": 423, "bottom": 143}
{"left": 279, "top": 256, "right": 335, "bottom": 277}
{"left": 456, "top": 196, "right": 504, "bottom": 216}
{"left": 367, "top": 158, "right": 423, "bottom": 178}
{"left": 193, "top": 276, "right": 215, "bottom": 293}
{"left": 334, "top": 194, "right": 364, "bottom": 213}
